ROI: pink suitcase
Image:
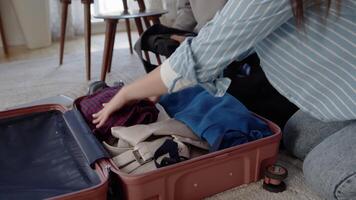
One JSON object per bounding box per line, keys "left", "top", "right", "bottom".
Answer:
{"left": 0, "top": 98, "right": 280, "bottom": 200}
{"left": 109, "top": 114, "right": 281, "bottom": 200}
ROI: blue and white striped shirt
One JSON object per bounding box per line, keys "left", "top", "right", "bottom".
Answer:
{"left": 160, "top": 0, "right": 356, "bottom": 122}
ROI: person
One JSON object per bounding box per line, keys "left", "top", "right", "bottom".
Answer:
{"left": 140, "top": 0, "right": 299, "bottom": 127}
{"left": 94, "top": 0, "right": 356, "bottom": 199}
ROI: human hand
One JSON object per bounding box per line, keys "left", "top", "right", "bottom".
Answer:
{"left": 92, "top": 103, "right": 115, "bottom": 128}
{"left": 92, "top": 90, "right": 128, "bottom": 128}
{"left": 170, "top": 35, "right": 186, "bottom": 43}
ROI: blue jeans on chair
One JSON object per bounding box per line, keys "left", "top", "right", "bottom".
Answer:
{"left": 283, "top": 110, "right": 356, "bottom": 200}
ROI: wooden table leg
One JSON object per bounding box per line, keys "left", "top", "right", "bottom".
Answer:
{"left": 0, "top": 12, "right": 9, "bottom": 56}
{"left": 107, "top": 20, "right": 117, "bottom": 73}
{"left": 59, "top": 0, "right": 71, "bottom": 65}
{"left": 134, "top": 17, "right": 151, "bottom": 63}
{"left": 82, "top": 0, "right": 93, "bottom": 81}
{"left": 122, "top": 0, "right": 133, "bottom": 54}
{"left": 125, "top": 19, "right": 133, "bottom": 54}
{"left": 100, "top": 19, "right": 118, "bottom": 81}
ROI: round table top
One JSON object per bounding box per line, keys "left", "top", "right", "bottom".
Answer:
{"left": 94, "top": 9, "right": 168, "bottom": 19}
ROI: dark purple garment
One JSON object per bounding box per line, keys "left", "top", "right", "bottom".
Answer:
{"left": 77, "top": 86, "right": 159, "bottom": 140}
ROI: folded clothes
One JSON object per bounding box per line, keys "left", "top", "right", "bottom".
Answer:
{"left": 111, "top": 137, "right": 190, "bottom": 174}
{"left": 159, "top": 86, "right": 272, "bottom": 151}
{"left": 103, "top": 140, "right": 132, "bottom": 156}
{"left": 77, "top": 86, "right": 159, "bottom": 140}
{"left": 111, "top": 118, "right": 209, "bottom": 150}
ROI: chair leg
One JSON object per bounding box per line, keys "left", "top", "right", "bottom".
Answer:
{"left": 143, "top": 17, "right": 151, "bottom": 29}
{"left": 151, "top": 16, "right": 162, "bottom": 65}
{"left": 0, "top": 13, "right": 9, "bottom": 56}
{"left": 59, "top": 0, "right": 70, "bottom": 65}
{"left": 155, "top": 53, "right": 162, "bottom": 65}
{"left": 83, "top": 1, "right": 92, "bottom": 80}
{"left": 125, "top": 19, "right": 133, "bottom": 54}
{"left": 134, "top": 18, "right": 151, "bottom": 63}
{"left": 152, "top": 16, "right": 161, "bottom": 25}
{"left": 100, "top": 19, "right": 118, "bottom": 81}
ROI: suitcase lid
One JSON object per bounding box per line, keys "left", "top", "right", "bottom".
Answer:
{"left": 0, "top": 104, "right": 110, "bottom": 199}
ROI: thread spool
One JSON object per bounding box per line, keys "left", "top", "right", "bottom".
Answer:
{"left": 263, "top": 164, "right": 288, "bottom": 193}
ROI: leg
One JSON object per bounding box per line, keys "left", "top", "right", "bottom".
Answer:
{"left": 283, "top": 110, "right": 353, "bottom": 159}
{"left": 0, "top": 13, "right": 9, "bottom": 56}
{"left": 134, "top": 17, "right": 151, "bottom": 63}
{"left": 303, "top": 122, "right": 356, "bottom": 200}
{"left": 59, "top": 0, "right": 71, "bottom": 65}
{"left": 82, "top": 0, "right": 93, "bottom": 80}
{"left": 100, "top": 19, "right": 118, "bottom": 81}
{"left": 125, "top": 19, "right": 133, "bottom": 54}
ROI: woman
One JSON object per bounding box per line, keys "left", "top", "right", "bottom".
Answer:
{"left": 94, "top": 0, "right": 356, "bottom": 199}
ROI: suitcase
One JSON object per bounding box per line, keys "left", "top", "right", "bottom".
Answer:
{"left": 0, "top": 83, "right": 281, "bottom": 200}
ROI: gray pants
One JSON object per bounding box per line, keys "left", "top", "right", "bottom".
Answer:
{"left": 283, "top": 110, "right": 356, "bottom": 200}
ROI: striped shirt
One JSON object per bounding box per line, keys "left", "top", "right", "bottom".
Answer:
{"left": 161, "top": 0, "right": 356, "bottom": 122}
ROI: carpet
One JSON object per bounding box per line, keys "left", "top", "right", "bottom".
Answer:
{"left": 0, "top": 50, "right": 322, "bottom": 200}
{"left": 0, "top": 50, "right": 145, "bottom": 110}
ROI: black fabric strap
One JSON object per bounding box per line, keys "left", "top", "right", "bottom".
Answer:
{"left": 134, "top": 24, "right": 196, "bottom": 73}
{"left": 153, "top": 139, "right": 188, "bottom": 168}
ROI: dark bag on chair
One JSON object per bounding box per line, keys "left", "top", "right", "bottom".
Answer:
{"left": 134, "top": 24, "right": 196, "bottom": 73}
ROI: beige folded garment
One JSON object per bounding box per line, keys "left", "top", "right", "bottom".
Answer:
{"left": 102, "top": 139, "right": 132, "bottom": 156}
{"left": 103, "top": 104, "right": 209, "bottom": 174}
{"left": 103, "top": 103, "right": 170, "bottom": 156}
{"left": 112, "top": 137, "right": 190, "bottom": 174}
{"left": 111, "top": 119, "right": 204, "bottom": 146}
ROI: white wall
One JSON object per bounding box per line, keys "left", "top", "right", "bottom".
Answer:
{"left": 0, "top": 0, "right": 26, "bottom": 47}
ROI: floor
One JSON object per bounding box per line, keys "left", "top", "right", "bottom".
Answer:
{"left": 0, "top": 32, "right": 139, "bottom": 64}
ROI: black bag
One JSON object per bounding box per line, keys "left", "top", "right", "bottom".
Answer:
{"left": 134, "top": 24, "right": 298, "bottom": 128}
{"left": 134, "top": 24, "right": 196, "bottom": 73}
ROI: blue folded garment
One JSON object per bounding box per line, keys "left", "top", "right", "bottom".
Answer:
{"left": 159, "top": 86, "right": 272, "bottom": 151}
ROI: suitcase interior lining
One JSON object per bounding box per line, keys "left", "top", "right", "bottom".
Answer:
{"left": 0, "top": 110, "right": 101, "bottom": 199}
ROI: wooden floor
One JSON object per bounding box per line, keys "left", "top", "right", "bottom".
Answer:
{"left": 0, "top": 32, "right": 139, "bottom": 64}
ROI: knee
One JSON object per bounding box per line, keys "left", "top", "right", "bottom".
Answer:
{"left": 283, "top": 111, "right": 352, "bottom": 160}
{"left": 283, "top": 111, "right": 311, "bottom": 159}
{"left": 303, "top": 122, "right": 356, "bottom": 200}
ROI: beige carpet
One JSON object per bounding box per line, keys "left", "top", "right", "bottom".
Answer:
{"left": 0, "top": 50, "right": 322, "bottom": 200}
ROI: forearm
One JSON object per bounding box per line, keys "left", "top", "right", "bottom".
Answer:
{"left": 120, "top": 66, "right": 168, "bottom": 102}
{"left": 93, "top": 66, "right": 169, "bottom": 128}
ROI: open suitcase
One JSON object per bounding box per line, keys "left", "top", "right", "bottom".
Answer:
{"left": 0, "top": 83, "right": 281, "bottom": 200}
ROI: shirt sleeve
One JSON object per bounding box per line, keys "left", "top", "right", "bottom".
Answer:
{"left": 160, "top": 59, "right": 196, "bottom": 93}
{"left": 167, "top": 0, "right": 295, "bottom": 96}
